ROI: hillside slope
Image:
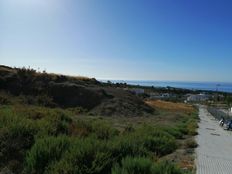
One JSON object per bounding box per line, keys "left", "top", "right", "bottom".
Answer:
{"left": 0, "top": 65, "right": 154, "bottom": 116}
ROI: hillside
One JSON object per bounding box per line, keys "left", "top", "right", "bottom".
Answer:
{"left": 0, "top": 65, "right": 198, "bottom": 174}
{"left": 0, "top": 65, "right": 154, "bottom": 116}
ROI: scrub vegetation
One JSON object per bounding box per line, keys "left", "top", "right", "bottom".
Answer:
{"left": 0, "top": 66, "right": 198, "bottom": 174}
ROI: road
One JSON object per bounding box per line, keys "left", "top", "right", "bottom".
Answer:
{"left": 196, "top": 106, "right": 232, "bottom": 174}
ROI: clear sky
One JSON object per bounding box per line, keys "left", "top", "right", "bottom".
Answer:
{"left": 1, "top": 0, "right": 232, "bottom": 82}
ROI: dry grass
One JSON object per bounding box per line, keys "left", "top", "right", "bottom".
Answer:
{"left": 0, "top": 65, "right": 16, "bottom": 73}
{"left": 162, "top": 149, "right": 195, "bottom": 171}
{"left": 38, "top": 72, "right": 91, "bottom": 80}
{"left": 146, "top": 100, "right": 195, "bottom": 113}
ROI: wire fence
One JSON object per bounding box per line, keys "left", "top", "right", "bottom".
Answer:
{"left": 207, "top": 107, "right": 231, "bottom": 120}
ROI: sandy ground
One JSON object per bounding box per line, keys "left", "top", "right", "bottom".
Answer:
{"left": 196, "top": 105, "right": 232, "bottom": 174}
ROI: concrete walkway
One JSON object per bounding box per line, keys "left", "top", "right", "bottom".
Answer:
{"left": 196, "top": 106, "right": 232, "bottom": 174}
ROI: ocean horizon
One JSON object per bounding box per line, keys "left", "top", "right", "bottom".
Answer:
{"left": 100, "top": 80, "right": 232, "bottom": 93}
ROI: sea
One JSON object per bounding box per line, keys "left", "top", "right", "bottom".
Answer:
{"left": 100, "top": 80, "right": 232, "bottom": 93}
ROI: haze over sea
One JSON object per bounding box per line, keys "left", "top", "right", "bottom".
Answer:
{"left": 102, "top": 80, "right": 232, "bottom": 93}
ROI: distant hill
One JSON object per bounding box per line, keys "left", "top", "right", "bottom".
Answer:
{"left": 0, "top": 65, "right": 154, "bottom": 116}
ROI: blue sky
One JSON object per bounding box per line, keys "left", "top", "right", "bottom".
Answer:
{"left": 1, "top": 0, "right": 232, "bottom": 82}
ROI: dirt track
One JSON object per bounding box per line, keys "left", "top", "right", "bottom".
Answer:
{"left": 196, "top": 106, "right": 232, "bottom": 174}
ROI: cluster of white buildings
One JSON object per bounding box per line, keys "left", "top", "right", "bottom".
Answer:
{"left": 149, "top": 93, "right": 172, "bottom": 99}
{"left": 186, "top": 93, "right": 209, "bottom": 102}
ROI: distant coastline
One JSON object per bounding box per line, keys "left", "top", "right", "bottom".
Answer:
{"left": 100, "top": 80, "right": 232, "bottom": 93}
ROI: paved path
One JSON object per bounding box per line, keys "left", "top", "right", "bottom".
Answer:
{"left": 196, "top": 106, "right": 232, "bottom": 174}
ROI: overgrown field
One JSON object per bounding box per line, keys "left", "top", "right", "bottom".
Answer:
{"left": 0, "top": 92, "right": 198, "bottom": 174}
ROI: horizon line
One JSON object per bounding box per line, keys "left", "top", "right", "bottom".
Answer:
{"left": 1, "top": 64, "right": 231, "bottom": 84}
{"left": 98, "top": 79, "right": 232, "bottom": 84}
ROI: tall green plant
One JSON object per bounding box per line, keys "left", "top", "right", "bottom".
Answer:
{"left": 24, "top": 136, "right": 71, "bottom": 174}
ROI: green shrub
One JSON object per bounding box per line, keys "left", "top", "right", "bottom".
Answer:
{"left": 186, "top": 120, "right": 198, "bottom": 136}
{"left": 46, "top": 138, "right": 113, "bottom": 174}
{"left": 135, "top": 125, "right": 177, "bottom": 156}
{"left": 0, "top": 106, "right": 16, "bottom": 127}
{"left": 69, "top": 119, "right": 119, "bottom": 139}
{"left": 175, "top": 112, "right": 199, "bottom": 137}
{"left": 152, "top": 161, "right": 184, "bottom": 174}
{"left": 143, "top": 135, "right": 176, "bottom": 156}
{"left": 112, "top": 157, "right": 184, "bottom": 174}
{"left": 43, "top": 160, "right": 72, "bottom": 174}
{"left": 176, "top": 123, "right": 189, "bottom": 135}
{"left": 24, "top": 136, "right": 71, "bottom": 174}
{"left": 0, "top": 110, "right": 36, "bottom": 173}
{"left": 112, "top": 156, "right": 155, "bottom": 174}
{"left": 123, "top": 124, "right": 135, "bottom": 133}
{"left": 90, "top": 121, "right": 119, "bottom": 140}
{"left": 110, "top": 125, "right": 177, "bottom": 161}
{"left": 36, "top": 111, "right": 72, "bottom": 137}
{"left": 110, "top": 135, "right": 150, "bottom": 161}
{"left": 0, "top": 124, "right": 35, "bottom": 162}
{"left": 0, "top": 103, "right": 196, "bottom": 174}
{"left": 161, "top": 126, "right": 183, "bottom": 139}
{"left": 136, "top": 125, "right": 173, "bottom": 139}
{"left": 68, "top": 119, "right": 92, "bottom": 137}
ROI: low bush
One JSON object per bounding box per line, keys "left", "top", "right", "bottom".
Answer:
{"left": 176, "top": 123, "right": 188, "bottom": 135}
{"left": 186, "top": 120, "right": 198, "bottom": 136}
{"left": 136, "top": 126, "right": 177, "bottom": 156}
{"left": 176, "top": 119, "right": 198, "bottom": 136}
{"left": 0, "top": 102, "right": 198, "bottom": 174}
{"left": 36, "top": 110, "right": 72, "bottom": 137}
{"left": 112, "top": 156, "right": 155, "bottom": 174}
{"left": 161, "top": 126, "right": 183, "bottom": 139}
{"left": 152, "top": 160, "right": 185, "bottom": 174}
{"left": 46, "top": 138, "right": 113, "bottom": 174}
{"left": 185, "top": 139, "right": 198, "bottom": 148}
{"left": 0, "top": 110, "right": 36, "bottom": 173}
{"left": 90, "top": 121, "right": 119, "bottom": 140}
{"left": 19, "top": 94, "right": 56, "bottom": 107}
{"left": 68, "top": 119, "right": 119, "bottom": 139}
{"left": 123, "top": 124, "right": 135, "bottom": 133}
{"left": 68, "top": 119, "right": 92, "bottom": 137}
{"left": 110, "top": 134, "right": 150, "bottom": 161}
{"left": 112, "top": 157, "right": 185, "bottom": 174}
{"left": 24, "top": 136, "right": 71, "bottom": 174}
{"left": 110, "top": 125, "right": 177, "bottom": 160}
{"left": 143, "top": 135, "right": 176, "bottom": 156}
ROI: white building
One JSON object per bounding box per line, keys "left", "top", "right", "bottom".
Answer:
{"left": 187, "top": 94, "right": 209, "bottom": 102}
{"left": 149, "top": 93, "right": 172, "bottom": 99}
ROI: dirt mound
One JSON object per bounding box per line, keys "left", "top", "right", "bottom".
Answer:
{"left": 90, "top": 88, "right": 154, "bottom": 116}
{"left": 48, "top": 82, "right": 109, "bottom": 109}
